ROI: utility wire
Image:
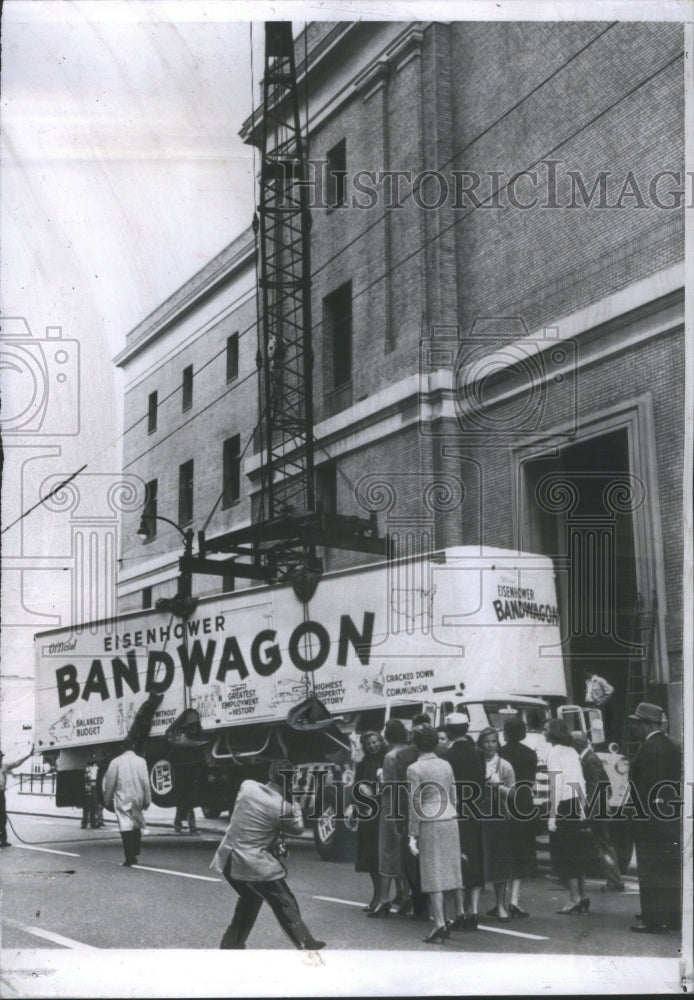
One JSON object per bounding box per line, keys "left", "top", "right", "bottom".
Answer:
{"left": 114, "top": 20, "right": 626, "bottom": 452}
{"left": 1, "top": 465, "right": 87, "bottom": 535}
{"left": 27, "top": 36, "right": 677, "bottom": 513}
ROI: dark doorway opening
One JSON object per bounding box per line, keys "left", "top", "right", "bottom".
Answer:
{"left": 523, "top": 428, "right": 639, "bottom": 743}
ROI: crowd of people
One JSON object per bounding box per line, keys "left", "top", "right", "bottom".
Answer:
{"left": 353, "top": 712, "right": 543, "bottom": 941}
{"left": 348, "top": 704, "right": 682, "bottom": 944}
{"left": 4, "top": 695, "right": 677, "bottom": 952}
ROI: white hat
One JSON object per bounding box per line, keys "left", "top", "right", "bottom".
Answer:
{"left": 445, "top": 712, "right": 470, "bottom": 726}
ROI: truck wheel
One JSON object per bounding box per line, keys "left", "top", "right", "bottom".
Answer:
{"left": 149, "top": 758, "right": 177, "bottom": 808}
{"left": 610, "top": 817, "right": 633, "bottom": 875}
{"left": 313, "top": 789, "right": 357, "bottom": 862}
{"left": 201, "top": 805, "right": 221, "bottom": 820}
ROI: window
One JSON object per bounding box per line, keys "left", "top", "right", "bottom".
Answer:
{"left": 315, "top": 462, "right": 337, "bottom": 515}
{"left": 142, "top": 586, "right": 153, "bottom": 610}
{"left": 147, "top": 391, "right": 158, "bottom": 434}
{"left": 226, "top": 333, "right": 239, "bottom": 382}
{"left": 182, "top": 365, "right": 193, "bottom": 411}
{"left": 142, "top": 479, "right": 158, "bottom": 539}
{"left": 178, "top": 460, "right": 194, "bottom": 525}
{"left": 223, "top": 435, "right": 241, "bottom": 508}
{"left": 323, "top": 281, "right": 352, "bottom": 415}
{"left": 326, "top": 139, "right": 347, "bottom": 209}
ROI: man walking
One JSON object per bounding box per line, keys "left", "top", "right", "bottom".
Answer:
{"left": 102, "top": 739, "right": 151, "bottom": 866}
{"left": 0, "top": 746, "right": 34, "bottom": 847}
{"left": 571, "top": 731, "right": 625, "bottom": 892}
{"left": 81, "top": 753, "right": 100, "bottom": 829}
{"left": 627, "top": 703, "right": 681, "bottom": 934}
{"left": 211, "top": 758, "right": 325, "bottom": 951}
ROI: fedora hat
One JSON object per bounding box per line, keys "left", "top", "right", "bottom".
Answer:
{"left": 628, "top": 702, "right": 663, "bottom": 724}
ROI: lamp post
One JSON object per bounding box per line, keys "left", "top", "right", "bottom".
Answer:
{"left": 136, "top": 513, "right": 197, "bottom": 611}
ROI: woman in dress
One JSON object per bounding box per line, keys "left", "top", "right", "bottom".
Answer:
{"left": 477, "top": 727, "right": 515, "bottom": 922}
{"left": 354, "top": 730, "right": 386, "bottom": 912}
{"left": 370, "top": 719, "right": 410, "bottom": 916}
{"left": 407, "top": 725, "right": 465, "bottom": 943}
{"left": 498, "top": 717, "right": 538, "bottom": 918}
{"left": 545, "top": 718, "right": 590, "bottom": 914}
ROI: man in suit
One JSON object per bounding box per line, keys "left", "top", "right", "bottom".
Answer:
{"left": 627, "top": 703, "right": 681, "bottom": 934}
{"left": 571, "top": 731, "right": 624, "bottom": 892}
{"left": 211, "top": 758, "right": 325, "bottom": 950}
{"left": 442, "top": 712, "right": 486, "bottom": 929}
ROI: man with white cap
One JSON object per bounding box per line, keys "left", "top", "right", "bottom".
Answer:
{"left": 627, "top": 702, "right": 681, "bottom": 934}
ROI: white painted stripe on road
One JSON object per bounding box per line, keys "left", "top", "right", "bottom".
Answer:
{"left": 313, "top": 897, "right": 549, "bottom": 940}
{"left": 133, "top": 863, "right": 221, "bottom": 882}
{"left": 3, "top": 918, "right": 98, "bottom": 950}
{"left": 313, "top": 895, "right": 366, "bottom": 908}
{"left": 475, "top": 923, "right": 549, "bottom": 941}
{"left": 13, "top": 844, "right": 79, "bottom": 857}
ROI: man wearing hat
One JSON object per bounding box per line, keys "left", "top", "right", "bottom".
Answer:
{"left": 0, "top": 746, "right": 35, "bottom": 846}
{"left": 627, "top": 702, "right": 681, "bottom": 934}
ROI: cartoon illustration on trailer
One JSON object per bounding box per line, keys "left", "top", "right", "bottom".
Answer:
{"left": 191, "top": 684, "right": 224, "bottom": 720}
{"left": 125, "top": 702, "right": 136, "bottom": 732}
{"left": 359, "top": 663, "right": 386, "bottom": 696}
{"left": 269, "top": 678, "right": 308, "bottom": 709}
{"left": 49, "top": 709, "right": 77, "bottom": 742}
{"left": 391, "top": 585, "right": 437, "bottom": 625}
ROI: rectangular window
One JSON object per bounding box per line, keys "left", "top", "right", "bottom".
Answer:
{"left": 142, "top": 586, "right": 153, "bottom": 610}
{"left": 323, "top": 282, "right": 352, "bottom": 416}
{"left": 142, "top": 479, "right": 158, "bottom": 539}
{"left": 147, "top": 391, "right": 158, "bottom": 434}
{"left": 182, "top": 365, "right": 193, "bottom": 411}
{"left": 326, "top": 139, "right": 347, "bottom": 209}
{"left": 226, "top": 333, "right": 239, "bottom": 382}
{"left": 178, "top": 460, "right": 194, "bottom": 526}
{"left": 316, "top": 462, "right": 337, "bottom": 516}
{"left": 223, "top": 434, "right": 241, "bottom": 508}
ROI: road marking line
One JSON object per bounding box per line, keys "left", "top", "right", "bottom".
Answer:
{"left": 313, "top": 895, "right": 366, "bottom": 908}
{"left": 475, "top": 923, "right": 549, "bottom": 941}
{"left": 312, "top": 897, "right": 549, "bottom": 940}
{"left": 3, "top": 918, "right": 98, "bottom": 950}
{"left": 13, "top": 844, "right": 80, "bottom": 857}
{"left": 133, "top": 864, "right": 221, "bottom": 882}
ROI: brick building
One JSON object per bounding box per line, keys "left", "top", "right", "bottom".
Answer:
{"left": 115, "top": 21, "right": 685, "bottom": 734}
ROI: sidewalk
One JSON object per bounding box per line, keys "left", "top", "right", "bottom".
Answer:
{"left": 5, "top": 783, "right": 229, "bottom": 839}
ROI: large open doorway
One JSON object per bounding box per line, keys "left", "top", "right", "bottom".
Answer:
{"left": 522, "top": 428, "right": 640, "bottom": 743}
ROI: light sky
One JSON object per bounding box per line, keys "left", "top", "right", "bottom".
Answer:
{"left": 1, "top": 0, "right": 265, "bottom": 752}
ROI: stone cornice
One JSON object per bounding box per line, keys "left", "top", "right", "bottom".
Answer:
{"left": 114, "top": 233, "right": 255, "bottom": 368}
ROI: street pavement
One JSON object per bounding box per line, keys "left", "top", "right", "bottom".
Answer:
{"left": 0, "top": 786, "right": 681, "bottom": 959}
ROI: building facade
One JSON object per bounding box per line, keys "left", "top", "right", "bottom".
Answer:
{"left": 116, "top": 21, "right": 685, "bottom": 735}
